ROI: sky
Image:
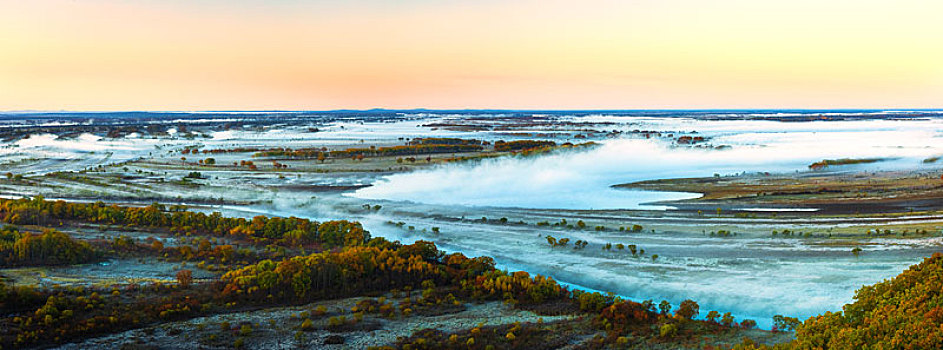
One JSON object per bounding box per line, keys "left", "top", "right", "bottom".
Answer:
{"left": 1, "top": 0, "right": 941, "bottom": 111}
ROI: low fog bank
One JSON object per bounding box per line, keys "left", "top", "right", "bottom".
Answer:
{"left": 353, "top": 123, "right": 943, "bottom": 209}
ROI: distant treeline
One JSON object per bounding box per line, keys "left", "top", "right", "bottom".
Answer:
{"left": 808, "top": 158, "right": 883, "bottom": 170}
{"left": 188, "top": 138, "right": 573, "bottom": 160}
{"left": 406, "top": 137, "right": 483, "bottom": 146}
{"left": 494, "top": 140, "right": 557, "bottom": 152}
{"left": 258, "top": 144, "right": 485, "bottom": 159}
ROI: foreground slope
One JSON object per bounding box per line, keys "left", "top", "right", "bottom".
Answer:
{"left": 794, "top": 252, "right": 943, "bottom": 349}
{"left": 738, "top": 252, "right": 943, "bottom": 350}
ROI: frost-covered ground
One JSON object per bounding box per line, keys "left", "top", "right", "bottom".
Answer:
{"left": 53, "top": 298, "right": 575, "bottom": 350}
{"left": 2, "top": 258, "right": 218, "bottom": 288}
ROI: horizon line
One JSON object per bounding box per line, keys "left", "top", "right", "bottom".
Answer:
{"left": 3, "top": 107, "right": 943, "bottom": 115}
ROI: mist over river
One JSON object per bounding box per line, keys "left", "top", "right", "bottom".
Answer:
{"left": 354, "top": 116, "right": 943, "bottom": 209}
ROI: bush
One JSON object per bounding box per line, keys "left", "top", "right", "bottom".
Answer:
{"left": 659, "top": 323, "right": 678, "bottom": 338}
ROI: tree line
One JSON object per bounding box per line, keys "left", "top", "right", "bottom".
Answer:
{"left": 0, "top": 197, "right": 369, "bottom": 249}
{"left": 253, "top": 144, "right": 484, "bottom": 160}
{"left": 0, "top": 226, "right": 97, "bottom": 266}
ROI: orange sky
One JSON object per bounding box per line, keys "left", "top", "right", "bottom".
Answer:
{"left": 1, "top": 0, "right": 941, "bottom": 111}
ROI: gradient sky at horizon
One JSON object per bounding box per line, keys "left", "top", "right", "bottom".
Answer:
{"left": 1, "top": 0, "right": 941, "bottom": 111}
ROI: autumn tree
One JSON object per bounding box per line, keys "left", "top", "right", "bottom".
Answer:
{"left": 772, "top": 314, "right": 800, "bottom": 332}
{"left": 675, "top": 299, "right": 699, "bottom": 320}
{"left": 176, "top": 269, "right": 193, "bottom": 288}
{"left": 740, "top": 319, "right": 757, "bottom": 329}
